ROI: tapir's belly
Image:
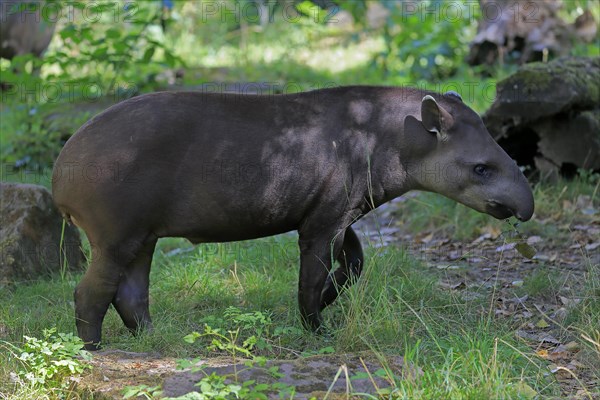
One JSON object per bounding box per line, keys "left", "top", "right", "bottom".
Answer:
{"left": 157, "top": 189, "right": 302, "bottom": 243}
{"left": 151, "top": 160, "right": 317, "bottom": 244}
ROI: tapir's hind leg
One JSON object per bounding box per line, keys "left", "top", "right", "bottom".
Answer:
{"left": 320, "top": 226, "right": 363, "bottom": 310}
{"left": 75, "top": 242, "right": 134, "bottom": 350}
{"left": 112, "top": 238, "right": 157, "bottom": 334}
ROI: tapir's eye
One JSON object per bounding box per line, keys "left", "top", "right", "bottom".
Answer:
{"left": 474, "top": 164, "right": 488, "bottom": 176}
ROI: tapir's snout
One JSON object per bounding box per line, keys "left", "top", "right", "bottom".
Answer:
{"left": 485, "top": 168, "right": 535, "bottom": 222}
{"left": 514, "top": 196, "right": 534, "bottom": 221}
{"left": 486, "top": 197, "right": 534, "bottom": 222}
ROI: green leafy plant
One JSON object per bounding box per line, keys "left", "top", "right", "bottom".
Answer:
{"left": 48, "top": 1, "right": 182, "bottom": 93}
{"left": 6, "top": 328, "right": 92, "bottom": 390}
{"left": 162, "top": 371, "right": 294, "bottom": 400}
{"left": 198, "top": 307, "right": 295, "bottom": 354}
{"left": 502, "top": 220, "right": 538, "bottom": 259}
{"left": 0, "top": 105, "right": 89, "bottom": 171}
{"left": 222, "top": 307, "right": 273, "bottom": 351}
{"left": 1, "top": 0, "right": 182, "bottom": 102}
{"left": 122, "top": 384, "right": 163, "bottom": 399}
{"left": 371, "top": 1, "right": 476, "bottom": 81}
{"left": 169, "top": 324, "right": 295, "bottom": 400}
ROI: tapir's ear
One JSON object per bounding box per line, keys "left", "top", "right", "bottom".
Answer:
{"left": 421, "top": 95, "right": 454, "bottom": 141}
{"left": 444, "top": 91, "right": 462, "bottom": 101}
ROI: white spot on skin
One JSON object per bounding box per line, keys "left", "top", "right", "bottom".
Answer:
{"left": 349, "top": 100, "right": 373, "bottom": 125}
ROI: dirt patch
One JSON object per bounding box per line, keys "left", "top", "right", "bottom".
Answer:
{"left": 78, "top": 350, "right": 177, "bottom": 399}
{"left": 79, "top": 351, "right": 410, "bottom": 399}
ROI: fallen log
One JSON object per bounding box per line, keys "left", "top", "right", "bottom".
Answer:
{"left": 484, "top": 57, "right": 600, "bottom": 178}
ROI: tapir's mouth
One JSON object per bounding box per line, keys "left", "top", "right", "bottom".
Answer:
{"left": 485, "top": 200, "right": 516, "bottom": 220}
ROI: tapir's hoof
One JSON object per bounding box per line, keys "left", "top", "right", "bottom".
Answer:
{"left": 129, "top": 321, "right": 154, "bottom": 336}
{"left": 82, "top": 341, "right": 102, "bottom": 351}
{"left": 301, "top": 315, "right": 332, "bottom": 337}
{"left": 314, "top": 324, "right": 334, "bottom": 339}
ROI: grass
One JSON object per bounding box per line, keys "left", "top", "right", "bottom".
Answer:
{"left": 521, "top": 266, "right": 567, "bottom": 299}
{"left": 1, "top": 175, "right": 598, "bottom": 398}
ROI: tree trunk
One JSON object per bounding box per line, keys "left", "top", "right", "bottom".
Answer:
{"left": 468, "top": 0, "right": 597, "bottom": 66}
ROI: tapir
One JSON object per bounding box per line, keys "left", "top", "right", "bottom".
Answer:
{"left": 0, "top": 0, "right": 56, "bottom": 60}
{"left": 52, "top": 86, "right": 534, "bottom": 350}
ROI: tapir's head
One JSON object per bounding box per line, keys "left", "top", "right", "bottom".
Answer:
{"left": 402, "top": 92, "right": 534, "bottom": 221}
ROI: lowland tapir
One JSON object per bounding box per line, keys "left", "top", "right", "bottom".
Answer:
{"left": 52, "top": 86, "right": 534, "bottom": 350}
{"left": 0, "top": 0, "right": 56, "bottom": 60}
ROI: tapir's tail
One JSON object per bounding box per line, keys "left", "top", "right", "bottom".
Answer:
{"left": 55, "top": 206, "right": 81, "bottom": 229}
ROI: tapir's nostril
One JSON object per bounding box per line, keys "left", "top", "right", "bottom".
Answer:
{"left": 515, "top": 212, "right": 526, "bottom": 222}
{"left": 515, "top": 206, "right": 534, "bottom": 222}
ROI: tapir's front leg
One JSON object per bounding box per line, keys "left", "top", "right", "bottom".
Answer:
{"left": 297, "top": 229, "right": 345, "bottom": 331}
{"left": 320, "top": 226, "right": 364, "bottom": 310}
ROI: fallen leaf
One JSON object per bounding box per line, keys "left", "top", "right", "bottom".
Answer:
{"left": 419, "top": 232, "right": 434, "bottom": 243}
{"left": 536, "top": 319, "right": 550, "bottom": 328}
{"left": 539, "top": 334, "right": 561, "bottom": 345}
{"left": 573, "top": 224, "right": 590, "bottom": 231}
{"left": 450, "top": 281, "right": 466, "bottom": 290}
{"left": 496, "top": 242, "right": 516, "bottom": 252}
{"left": 434, "top": 264, "right": 461, "bottom": 270}
{"left": 526, "top": 236, "right": 542, "bottom": 245}
{"left": 553, "top": 366, "right": 573, "bottom": 380}
{"left": 547, "top": 347, "right": 571, "bottom": 362}
{"left": 567, "top": 360, "right": 586, "bottom": 369}
{"left": 576, "top": 195, "right": 592, "bottom": 208}
{"left": 565, "top": 341, "right": 580, "bottom": 351}
{"left": 536, "top": 349, "right": 549, "bottom": 358}
{"left": 514, "top": 381, "right": 537, "bottom": 399}
{"left": 512, "top": 280, "right": 524, "bottom": 287}
{"left": 472, "top": 233, "right": 492, "bottom": 244}
{"left": 481, "top": 224, "right": 502, "bottom": 237}
{"left": 584, "top": 242, "right": 600, "bottom": 251}
{"left": 516, "top": 243, "right": 537, "bottom": 259}
{"left": 559, "top": 296, "right": 582, "bottom": 308}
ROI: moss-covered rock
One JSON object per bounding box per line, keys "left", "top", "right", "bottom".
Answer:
{"left": 488, "top": 57, "right": 599, "bottom": 124}
{"left": 484, "top": 57, "right": 600, "bottom": 174}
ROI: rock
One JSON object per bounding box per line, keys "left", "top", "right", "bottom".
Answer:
{"left": 484, "top": 57, "right": 600, "bottom": 175}
{"left": 0, "top": 182, "right": 83, "bottom": 285}
{"left": 486, "top": 57, "right": 599, "bottom": 124}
